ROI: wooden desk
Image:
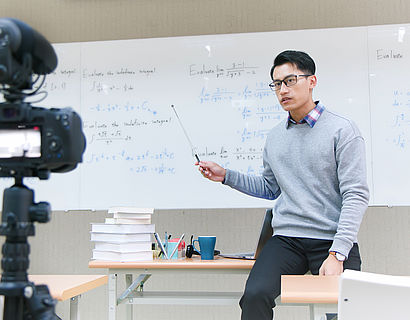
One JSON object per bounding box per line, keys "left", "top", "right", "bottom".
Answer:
{"left": 29, "top": 274, "right": 108, "bottom": 302}
{"left": 0, "top": 275, "right": 107, "bottom": 320}
{"left": 31, "top": 274, "right": 108, "bottom": 320}
{"left": 89, "top": 257, "right": 253, "bottom": 320}
{"left": 281, "top": 275, "right": 339, "bottom": 319}
{"left": 89, "top": 258, "right": 339, "bottom": 320}
{"left": 89, "top": 256, "right": 254, "bottom": 270}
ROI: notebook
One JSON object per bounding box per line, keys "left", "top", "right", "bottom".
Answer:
{"left": 219, "top": 209, "right": 273, "bottom": 260}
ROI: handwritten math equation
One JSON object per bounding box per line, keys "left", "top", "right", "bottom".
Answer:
{"left": 86, "top": 148, "right": 175, "bottom": 163}
{"left": 85, "top": 145, "right": 265, "bottom": 176}
{"left": 238, "top": 128, "right": 271, "bottom": 143}
{"left": 87, "top": 101, "right": 158, "bottom": 116}
{"left": 82, "top": 67, "right": 157, "bottom": 79}
{"left": 199, "top": 82, "right": 274, "bottom": 104}
{"left": 85, "top": 148, "right": 176, "bottom": 175}
{"left": 195, "top": 145, "right": 265, "bottom": 176}
{"left": 36, "top": 68, "right": 78, "bottom": 93}
{"left": 237, "top": 104, "right": 286, "bottom": 124}
{"left": 88, "top": 81, "right": 135, "bottom": 93}
{"left": 390, "top": 89, "right": 410, "bottom": 149}
{"left": 84, "top": 116, "right": 171, "bottom": 144}
{"left": 189, "top": 62, "right": 258, "bottom": 79}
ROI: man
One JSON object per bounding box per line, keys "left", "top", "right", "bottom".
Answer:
{"left": 196, "top": 50, "right": 369, "bottom": 320}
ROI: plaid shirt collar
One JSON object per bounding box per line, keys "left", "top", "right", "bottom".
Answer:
{"left": 286, "top": 101, "right": 325, "bottom": 129}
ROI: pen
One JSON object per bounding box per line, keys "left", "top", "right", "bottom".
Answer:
{"left": 154, "top": 232, "right": 169, "bottom": 260}
{"left": 169, "top": 233, "right": 185, "bottom": 259}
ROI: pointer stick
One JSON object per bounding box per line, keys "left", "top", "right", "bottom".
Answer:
{"left": 171, "top": 105, "right": 200, "bottom": 162}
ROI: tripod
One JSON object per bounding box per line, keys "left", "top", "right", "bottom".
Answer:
{"left": 0, "top": 177, "right": 59, "bottom": 320}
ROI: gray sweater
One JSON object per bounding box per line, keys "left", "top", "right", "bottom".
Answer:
{"left": 224, "top": 107, "right": 369, "bottom": 257}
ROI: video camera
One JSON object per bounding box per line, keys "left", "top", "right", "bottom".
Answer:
{"left": 0, "top": 17, "right": 85, "bottom": 179}
{"left": 0, "top": 17, "right": 86, "bottom": 320}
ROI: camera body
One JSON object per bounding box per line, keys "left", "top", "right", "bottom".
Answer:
{"left": 0, "top": 102, "right": 85, "bottom": 179}
{"left": 0, "top": 17, "right": 85, "bottom": 180}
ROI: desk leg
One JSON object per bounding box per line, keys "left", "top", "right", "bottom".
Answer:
{"left": 310, "top": 304, "right": 338, "bottom": 320}
{"left": 109, "top": 274, "right": 117, "bottom": 320}
{"left": 69, "top": 295, "right": 80, "bottom": 320}
{"left": 125, "top": 274, "right": 133, "bottom": 320}
{"left": 309, "top": 304, "right": 314, "bottom": 320}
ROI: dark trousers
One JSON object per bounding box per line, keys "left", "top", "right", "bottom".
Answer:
{"left": 239, "top": 235, "right": 361, "bottom": 320}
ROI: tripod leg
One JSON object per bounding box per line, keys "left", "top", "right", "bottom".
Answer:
{"left": 0, "top": 295, "right": 3, "bottom": 319}
{"left": 3, "top": 296, "right": 23, "bottom": 320}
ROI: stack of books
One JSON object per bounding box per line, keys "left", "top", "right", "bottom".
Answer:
{"left": 91, "top": 207, "right": 155, "bottom": 262}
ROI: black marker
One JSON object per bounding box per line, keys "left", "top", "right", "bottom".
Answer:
{"left": 171, "top": 104, "right": 201, "bottom": 162}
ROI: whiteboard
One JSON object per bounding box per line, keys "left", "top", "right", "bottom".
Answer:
{"left": 4, "top": 24, "right": 406, "bottom": 210}
{"left": 368, "top": 24, "right": 410, "bottom": 205}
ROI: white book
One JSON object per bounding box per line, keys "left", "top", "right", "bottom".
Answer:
{"left": 90, "top": 232, "right": 152, "bottom": 243}
{"left": 108, "top": 207, "right": 154, "bottom": 214}
{"left": 112, "top": 213, "right": 152, "bottom": 219}
{"left": 105, "top": 217, "right": 151, "bottom": 224}
{"left": 92, "top": 250, "right": 153, "bottom": 262}
{"left": 94, "top": 241, "right": 152, "bottom": 253}
{"left": 91, "top": 223, "right": 155, "bottom": 234}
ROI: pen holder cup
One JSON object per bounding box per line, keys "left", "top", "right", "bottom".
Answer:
{"left": 166, "top": 242, "right": 179, "bottom": 260}
{"left": 193, "top": 236, "right": 216, "bottom": 260}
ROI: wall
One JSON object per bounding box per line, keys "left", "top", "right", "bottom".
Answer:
{"left": 1, "top": 0, "right": 410, "bottom": 43}
{"left": 1, "top": 1, "right": 410, "bottom": 319}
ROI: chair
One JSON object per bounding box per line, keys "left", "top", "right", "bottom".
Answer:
{"left": 338, "top": 269, "right": 410, "bottom": 319}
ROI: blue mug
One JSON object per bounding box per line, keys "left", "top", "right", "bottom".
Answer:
{"left": 193, "top": 236, "right": 216, "bottom": 260}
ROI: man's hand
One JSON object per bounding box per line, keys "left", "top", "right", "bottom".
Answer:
{"left": 319, "top": 254, "right": 344, "bottom": 276}
{"left": 195, "top": 161, "right": 226, "bottom": 182}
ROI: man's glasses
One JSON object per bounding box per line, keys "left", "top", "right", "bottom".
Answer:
{"left": 269, "top": 74, "right": 312, "bottom": 91}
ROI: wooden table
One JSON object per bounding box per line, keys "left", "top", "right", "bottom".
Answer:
{"left": 31, "top": 275, "right": 108, "bottom": 320}
{"left": 0, "top": 275, "right": 108, "bottom": 320}
{"left": 29, "top": 274, "right": 108, "bottom": 301}
{"left": 281, "top": 275, "right": 339, "bottom": 319}
{"left": 89, "top": 257, "right": 253, "bottom": 320}
{"left": 89, "top": 257, "right": 339, "bottom": 320}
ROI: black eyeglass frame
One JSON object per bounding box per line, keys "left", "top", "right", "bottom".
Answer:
{"left": 269, "top": 74, "right": 313, "bottom": 91}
